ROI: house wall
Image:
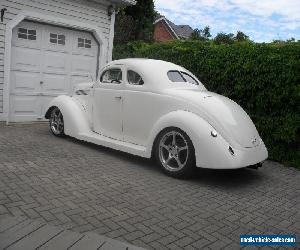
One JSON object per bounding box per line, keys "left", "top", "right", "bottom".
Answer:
{"left": 0, "top": 0, "right": 113, "bottom": 115}
{"left": 153, "top": 21, "right": 175, "bottom": 42}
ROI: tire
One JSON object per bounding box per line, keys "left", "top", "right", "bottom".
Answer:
{"left": 49, "top": 107, "right": 65, "bottom": 137}
{"left": 155, "top": 127, "right": 196, "bottom": 178}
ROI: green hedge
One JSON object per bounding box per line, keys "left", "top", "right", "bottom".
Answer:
{"left": 113, "top": 41, "right": 300, "bottom": 169}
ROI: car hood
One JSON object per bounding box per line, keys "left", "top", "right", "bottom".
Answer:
{"left": 166, "top": 88, "right": 260, "bottom": 148}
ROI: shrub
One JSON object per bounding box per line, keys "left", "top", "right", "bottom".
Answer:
{"left": 113, "top": 41, "right": 300, "bottom": 169}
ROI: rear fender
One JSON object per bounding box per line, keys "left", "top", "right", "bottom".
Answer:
{"left": 45, "top": 95, "right": 90, "bottom": 137}
{"left": 146, "top": 110, "right": 217, "bottom": 158}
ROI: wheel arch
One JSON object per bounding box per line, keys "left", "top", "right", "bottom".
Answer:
{"left": 146, "top": 110, "right": 209, "bottom": 159}
{"left": 45, "top": 106, "right": 57, "bottom": 119}
{"left": 45, "top": 95, "right": 90, "bottom": 137}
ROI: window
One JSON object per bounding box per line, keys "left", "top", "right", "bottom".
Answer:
{"left": 78, "top": 38, "right": 91, "bottom": 48}
{"left": 50, "top": 33, "right": 65, "bottom": 45}
{"left": 18, "top": 28, "right": 36, "bottom": 40}
{"left": 181, "top": 72, "right": 199, "bottom": 85}
{"left": 100, "top": 69, "right": 122, "bottom": 84}
{"left": 127, "top": 70, "right": 144, "bottom": 85}
{"left": 167, "top": 71, "right": 185, "bottom": 82}
{"left": 167, "top": 70, "right": 199, "bottom": 85}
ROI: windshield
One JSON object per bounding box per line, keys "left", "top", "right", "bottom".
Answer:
{"left": 167, "top": 70, "right": 206, "bottom": 90}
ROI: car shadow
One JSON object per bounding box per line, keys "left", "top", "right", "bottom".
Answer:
{"left": 191, "top": 167, "right": 264, "bottom": 189}
{"left": 65, "top": 136, "right": 264, "bottom": 189}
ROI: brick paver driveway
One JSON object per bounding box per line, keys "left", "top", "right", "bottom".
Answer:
{"left": 0, "top": 123, "right": 299, "bottom": 249}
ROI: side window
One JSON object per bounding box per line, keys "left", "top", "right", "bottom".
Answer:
{"left": 181, "top": 72, "right": 199, "bottom": 85}
{"left": 78, "top": 38, "right": 92, "bottom": 48}
{"left": 50, "top": 33, "right": 65, "bottom": 45}
{"left": 127, "top": 70, "right": 144, "bottom": 85}
{"left": 100, "top": 69, "right": 122, "bottom": 84}
{"left": 167, "top": 71, "right": 185, "bottom": 82}
{"left": 167, "top": 70, "right": 199, "bottom": 85}
{"left": 18, "top": 28, "right": 36, "bottom": 40}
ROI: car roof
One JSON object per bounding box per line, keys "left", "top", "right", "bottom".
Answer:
{"left": 109, "top": 58, "right": 184, "bottom": 69}
{"left": 103, "top": 58, "right": 201, "bottom": 92}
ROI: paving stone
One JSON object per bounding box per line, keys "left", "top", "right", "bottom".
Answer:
{"left": 0, "top": 123, "right": 299, "bottom": 249}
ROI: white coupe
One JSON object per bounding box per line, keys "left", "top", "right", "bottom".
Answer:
{"left": 45, "top": 59, "right": 268, "bottom": 178}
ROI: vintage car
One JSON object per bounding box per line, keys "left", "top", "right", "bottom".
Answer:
{"left": 45, "top": 59, "right": 268, "bottom": 178}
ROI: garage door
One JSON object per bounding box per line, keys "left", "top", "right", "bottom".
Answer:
{"left": 10, "top": 21, "right": 99, "bottom": 122}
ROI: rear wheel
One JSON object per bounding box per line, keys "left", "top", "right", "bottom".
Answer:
{"left": 49, "top": 107, "right": 65, "bottom": 137}
{"left": 155, "top": 128, "right": 196, "bottom": 178}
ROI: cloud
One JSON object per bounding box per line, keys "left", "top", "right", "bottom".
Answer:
{"left": 154, "top": 0, "right": 300, "bottom": 41}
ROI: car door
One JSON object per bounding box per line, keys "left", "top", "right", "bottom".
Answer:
{"left": 92, "top": 67, "right": 124, "bottom": 141}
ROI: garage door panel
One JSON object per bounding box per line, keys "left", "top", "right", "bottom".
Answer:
{"left": 43, "top": 74, "right": 68, "bottom": 93}
{"left": 11, "top": 47, "right": 41, "bottom": 72}
{"left": 10, "top": 95, "right": 41, "bottom": 122}
{"left": 71, "top": 75, "right": 91, "bottom": 86}
{"left": 71, "top": 55, "right": 96, "bottom": 74}
{"left": 12, "top": 21, "right": 41, "bottom": 49}
{"left": 11, "top": 71, "right": 40, "bottom": 92}
{"left": 44, "top": 51, "right": 68, "bottom": 74}
{"left": 72, "top": 32, "right": 97, "bottom": 56}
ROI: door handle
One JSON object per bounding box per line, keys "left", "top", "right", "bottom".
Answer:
{"left": 115, "top": 96, "right": 122, "bottom": 99}
{"left": 40, "top": 81, "right": 44, "bottom": 84}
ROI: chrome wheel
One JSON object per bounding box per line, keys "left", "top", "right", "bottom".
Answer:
{"left": 159, "top": 131, "right": 189, "bottom": 172}
{"left": 50, "top": 108, "right": 64, "bottom": 136}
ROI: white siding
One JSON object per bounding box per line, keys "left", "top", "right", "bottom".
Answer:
{"left": 0, "top": 0, "right": 113, "bottom": 113}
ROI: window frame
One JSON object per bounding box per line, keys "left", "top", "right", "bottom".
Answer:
{"left": 17, "top": 27, "right": 37, "bottom": 41}
{"left": 78, "top": 37, "right": 92, "bottom": 49}
{"left": 49, "top": 33, "right": 66, "bottom": 45}
{"left": 167, "top": 70, "right": 199, "bottom": 85}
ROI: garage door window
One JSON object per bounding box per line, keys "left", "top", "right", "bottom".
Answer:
{"left": 50, "top": 33, "right": 65, "bottom": 45}
{"left": 18, "top": 28, "right": 36, "bottom": 40}
{"left": 78, "top": 38, "right": 91, "bottom": 48}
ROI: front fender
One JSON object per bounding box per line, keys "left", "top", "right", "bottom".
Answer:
{"left": 45, "top": 95, "right": 90, "bottom": 137}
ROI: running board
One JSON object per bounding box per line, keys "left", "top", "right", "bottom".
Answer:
{"left": 77, "top": 132, "right": 148, "bottom": 157}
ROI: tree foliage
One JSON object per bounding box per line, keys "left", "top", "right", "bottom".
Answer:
{"left": 214, "top": 32, "right": 235, "bottom": 44}
{"left": 235, "top": 31, "right": 249, "bottom": 42}
{"left": 190, "top": 26, "right": 211, "bottom": 41}
{"left": 114, "top": 0, "right": 155, "bottom": 44}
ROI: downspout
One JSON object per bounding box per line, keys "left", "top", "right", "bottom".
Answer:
{"left": 107, "top": 4, "right": 116, "bottom": 62}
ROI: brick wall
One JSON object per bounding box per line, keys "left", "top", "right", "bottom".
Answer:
{"left": 153, "top": 21, "right": 175, "bottom": 42}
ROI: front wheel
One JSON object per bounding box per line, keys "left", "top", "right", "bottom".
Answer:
{"left": 155, "top": 128, "right": 196, "bottom": 178}
{"left": 49, "top": 107, "right": 65, "bottom": 137}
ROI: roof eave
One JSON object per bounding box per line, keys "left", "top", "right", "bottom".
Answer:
{"left": 111, "top": 0, "right": 136, "bottom": 5}
{"left": 154, "top": 17, "right": 179, "bottom": 39}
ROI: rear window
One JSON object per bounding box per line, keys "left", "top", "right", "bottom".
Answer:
{"left": 167, "top": 71, "right": 185, "bottom": 82}
{"left": 167, "top": 70, "right": 199, "bottom": 85}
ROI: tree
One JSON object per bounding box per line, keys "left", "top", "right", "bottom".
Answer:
{"left": 114, "top": 10, "right": 136, "bottom": 44}
{"left": 125, "top": 0, "right": 155, "bottom": 41}
{"left": 190, "top": 26, "right": 211, "bottom": 41}
{"left": 235, "top": 31, "right": 249, "bottom": 42}
{"left": 214, "top": 32, "right": 235, "bottom": 44}
{"left": 114, "top": 0, "right": 155, "bottom": 44}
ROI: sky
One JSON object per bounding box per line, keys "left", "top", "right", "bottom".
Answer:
{"left": 154, "top": 0, "right": 300, "bottom": 42}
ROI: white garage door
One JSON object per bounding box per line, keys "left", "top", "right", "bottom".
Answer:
{"left": 10, "top": 21, "right": 99, "bottom": 122}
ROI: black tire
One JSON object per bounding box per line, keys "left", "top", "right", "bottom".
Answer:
{"left": 154, "top": 127, "right": 196, "bottom": 178}
{"left": 49, "top": 107, "right": 65, "bottom": 137}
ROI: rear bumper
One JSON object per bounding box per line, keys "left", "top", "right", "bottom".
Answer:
{"left": 194, "top": 134, "right": 268, "bottom": 169}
